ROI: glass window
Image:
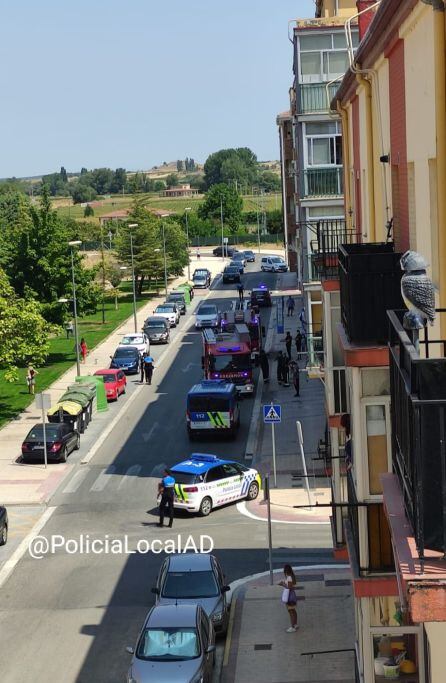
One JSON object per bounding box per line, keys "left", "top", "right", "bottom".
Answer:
{"left": 366, "top": 405, "right": 388, "bottom": 495}
{"left": 221, "top": 464, "right": 240, "bottom": 477}
{"left": 163, "top": 570, "right": 219, "bottom": 598}
{"left": 333, "top": 33, "right": 347, "bottom": 49}
{"left": 311, "top": 138, "right": 331, "bottom": 165}
{"left": 351, "top": 31, "right": 359, "bottom": 47}
{"left": 306, "top": 121, "right": 338, "bottom": 135}
{"left": 136, "top": 628, "right": 200, "bottom": 660}
{"left": 300, "top": 52, "right": 321, "bottom": 77}
{"left": 188, "top": 396, "right": 230, "bottom": 412}
{"left": 206, "top": 466, "right": 225, "bottom": 483}
{"left": 170, "top": 471, "right": 200, "bottom": 485}
{"left": 299, "top": 34, "right": 332, "bottom": 50}
{"left": 372, "top": 633, "right": 420, "bottom": 682}
{"left": 362, "top": 369, "right": 390, "bottom": 397}
{"left": 327, "top": 50, "right": 349, "bottom": 75}
{"left": 212, "top": 354, "right": 251, "bottom": 372}
{"left": 308, "top": 205, "right": 344, "bottom": 218}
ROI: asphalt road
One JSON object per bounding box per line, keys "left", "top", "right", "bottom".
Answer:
{"left": 0, "top": 260, "right": 332, "bottom": 683}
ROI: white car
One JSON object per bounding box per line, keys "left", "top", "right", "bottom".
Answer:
{"left": 153, "top": 303, "right": 180, "bottom": 327}
{"left": 169, "top": 453, "right": 261, "bottom": 516}
{"left": 195, "top": 304, "right": 219, "bottom": 329}
{"left": 118, "top": 333, "right": 150, "bottom": 355}
{"left": 260, "top": 255, "right": 288, "bottom": 273}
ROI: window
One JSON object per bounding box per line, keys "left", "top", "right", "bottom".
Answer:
{"left": 206, "top": 466, "right": 224, "bottom": 483}
{"left": 363, "top": 401, "right": 391, "bottom": 496}
{"left": 298, "top": 31, "right": 355, "bottom": 82}
{"left": 137, "top": 628, "right": 200, "bottom": 660}
{"left": 163, "top": 570, "right": 219, "bottom": 598}
{"left": 221, "top": 464, "right": 240, "bottom": 477}
{"left": 371, "top": 629, "right": 423, "bottom": 682}
{"left": 306, "top": 121, "right": 342, "bottom": 167}
{"left": 361, "top": 369, "right": 390, "bottom": 397}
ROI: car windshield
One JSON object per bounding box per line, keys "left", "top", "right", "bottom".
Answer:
{"left": 156, "top": 306, "right": 174, "bottom": 313}
{"left": 194, "top": 270, "right": 208, "bottom": 276}
{"left": 271, "top": 257, "right": 283, "bottom": 263}
{"left": 189, "top": 396, "right": 231, "bottom": 412}
{"left": 121, "top": 336, "right": 143, "bottom": 345}
{"left": 211, "top": 354, "right": 251, "bottom": 372}
{"left": 147, "top": 324, "right": 166, "bottom": 331}
{"left": 225, "top": 267, "right": 238, "bottom": 273}
{"left": 99, "top": 374, "right": 118, "bottom": 383}
{"left": 167, "top": 294, "right": 183, "bottom": 301}
{"left": 163, "top": 570, "right": 219, "bottom": 598}
{"left": 232, "top": 253, "right": 243, "bottom": 260}
{"left": 244, "top": 251, "right": 254, "bottom": 256}
{"left": 114, "top": 347, "right": 137, "bottom": 358}
{"left": 136, "top": 627, "right": 199, "bottom": 661}
{"left": 26, "top": 426, "right": 61, "bottom": 440}
{"left": 197, "top": 306, "right": 217, "bottom": 316}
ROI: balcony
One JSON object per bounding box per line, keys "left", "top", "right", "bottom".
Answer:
{"left": 309, "top": 219, "right": 357, "bottom": 279}
{"left": 388, "top": 309, "right": 446, "bottom": 557}
{"left": 301, "top": 167, "right": 343, "bottom": 198}
{"left": 298, "top": 82, "right": 339, "bottom": 114}
{"left": 339, "top": 243, "right": 404, "bottom": 345}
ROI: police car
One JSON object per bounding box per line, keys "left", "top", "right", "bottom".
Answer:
{"left": 169, "top": 453, "right": 261, "bottom": 516}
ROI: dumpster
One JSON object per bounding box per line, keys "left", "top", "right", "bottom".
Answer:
{"left": 176, "top": 283, "right": 193, "bottom": 303}
{"left": 76, "top": 375, "right": 108, "bottom": 412}
{"left": 47, "top": 400, "right": 83, "bottom": 433}
{"left": 66, "top": 383, "right": 96, "bottom": 420}
{"left": 59, "top": 390, "right": 92, "bottom": 432}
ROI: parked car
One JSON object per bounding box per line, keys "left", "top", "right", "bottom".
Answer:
{"left": 229, "top": 259, "right": 244, "bottom": 274}
{"left": 110, "top": 346, "right": 140, "bottom": 374}
{"left": 152, "top": 554, "right": 231, "bottom": 635}
{"left": 94, "top": 368, "right": 127, "bottom": 401}
{"left": 213, "top": 245, "right": 236, "bottom": 257}
{"left": 126, "top": 604, "right": 215, "bottom": 683}
{"left": 195, "top": 304, "right": 219, "bottom": 329}
{"left": 0, "top": 506, "right": 8, "bottom": 546}
{"left": 222, "top": 266, "right": 241, "bottom": 284}
{"left": 153, "top": 303, "right": 180, "bottom": 327}
{"left": 243, "top": 250, "right": 256, "bottom": 262}
{"left": 192, "top": 269, "right": 212, "bottom": 288}
{"left": 143, "top": 316, "right": 170, "bottom": 344}
{"left": 166, "top": 292, "right": 186, "bottom": 315}
{"left": 260, "top": 255, "right": 287, "bottom": 273}
{"left": 118, "top": 333, "right": 150, "bottom": 355}
{"left": 249, "top": 285, "right": 272, "bottom": 308}
{"left": 231, "top": 251, "right": 247, "bottom": 267}
{"left": 21, "top": 422, "right": 80, "bottom": 463}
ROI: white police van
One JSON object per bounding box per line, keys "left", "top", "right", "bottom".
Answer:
{"left": 170, "top": 453, "right": 261, "bottom": 516}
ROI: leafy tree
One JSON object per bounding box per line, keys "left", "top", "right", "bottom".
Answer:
{"left": 165, "top": 173, "right": 179, "bottom": 188}
{"left": 110, "top": 168, "right": 127, "bottom": 194}
{"left": 41, "top": 172, "right": 68, "bottom": 196}
{"left": 90, "top": 168, "right": 114, "bottom": 194}
{"left": 80, "top": 167, "right": 88, "bottom": 175}
{"left": 153, "top": 180, "right": 166, "bottom": 192}
{"left": 258, "top": 170, "right": 281, "bottom": 192}
{"left": 70, "top": 183, "right": 97, "bottom": 204}
{"left": 60, "top": 166, "right": 68, "bottom": 183}
{"left": 176, "top": 160, "right": 184, "bottom": 172}
{"left": 180, "top": 211, "right": 215, "bottom": 238}
{"left": 84, "top": 204, "right": 94, "bottom": 217}
{"left": 198, "top": 183, "right": 243, "bottom": 233}
{"left": 203, "top": 148, "right": 258, "bottom": 189}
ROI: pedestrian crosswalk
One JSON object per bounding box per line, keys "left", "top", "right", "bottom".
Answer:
{"left": 60, "top": 463, "right": 154, "bottom": 497}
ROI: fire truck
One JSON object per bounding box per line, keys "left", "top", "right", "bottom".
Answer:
{"left": 219, "top": 307, "right": 263, "bottom": 359}
{"left": 202, "top": 325, "right": 254, "bottom": 394}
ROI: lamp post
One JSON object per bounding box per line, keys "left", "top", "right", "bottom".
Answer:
{"left": 128, "top": 223, "right": 138, "bottom": 333}
{"left": 159, "top": 214, "right": 169, "bottom": 297}
{"left": 184, "top": 207, "right": 192, "bottom": 281}
{"left": 68, "top": 240, "right": 82, "bottom": 376}
{"left": 220, "top": 197, "right": 225, "bottom": 260}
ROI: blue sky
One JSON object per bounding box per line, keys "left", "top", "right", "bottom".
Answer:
{"left": 1, "top": 0, "right": 315, "bottom": 177}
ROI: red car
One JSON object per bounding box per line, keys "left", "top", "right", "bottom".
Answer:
{"left": 94, "top": 368, "right": 127, "bottom": 401}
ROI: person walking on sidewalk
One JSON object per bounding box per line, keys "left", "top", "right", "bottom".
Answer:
{"left": 282, "top": 356, "right": 290, "bottom": 387}
{"left": 237, "top": 281, "right": 244, "bottom": 302}
{"left": 290, "top": 361, "right": 300, "bottom": 397}
{"left": 276, "top": 351, "right": 285, "bottom": 385}
{"left": 295, "top": 330, "right": 302, "bottom": 357}
{"left": 80, "top": 337, "right": 88, "bottom": 363}
{"left": 259, "top": 349, "right": 270, "bottom": 383}
{"left": 278, "top": 564, "right": 298, "bottom": 632}
{"left": 26, "top": 365, "right": 38, "bottom": 395}
{"left": 143, "top": 355, "right": 155, "bottom": 385}
{"left": 158, "top": 469, "right": 175, "bottom": 527}
{"left": 139, "top": 351, "right": 145, "bottom": 383}
{"left": 284, "top": 331, "right": 292, "bottom": 360}
{"left": 286, "top": 295, "right": 295, "bottom": 317}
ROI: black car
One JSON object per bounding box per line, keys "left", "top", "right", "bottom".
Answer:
{"left": 143, "top": 316, "right": 170, "bottom": 344}
{"left": 192, "top": 268, "right": 212, "bottom": 288}
{"left": 166, "top": 292, "right": 186, "bottom": 314}
{"left": 250, "top": 286, "right": 272, "bottom": 307}
{"left": 243, "top": 250, "right": 256, "bottom": 262}
{"left": 0, "top": 506, "right": 7, "bottom": 546}
{"left": 229, "top": 259, "right": 244, "bottom": 274}
{"left": 110, "top": 346, "right": 140, "bottom": 374}
{"left": 213, "top": 245, "right": 236, "bottom": 257}
{"left": 222, "top": 266, "right": 241, "bottom": 284}
{"left": 21, "top": 422, "right": 80, "bottom": 463}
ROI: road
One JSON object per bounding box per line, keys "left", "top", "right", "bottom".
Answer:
{"left": 0, "top": 259, "right": 332, "bottom": 683}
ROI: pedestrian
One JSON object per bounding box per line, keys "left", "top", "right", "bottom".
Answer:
{"left": 278, "top": 564, "right": 299, "bottom": 632}
{"left": 295, "top": 330, "right": 302, "bottom": 356}
{"left": 65, "top": 320, "right": 74, "bottom": 339}
{"left": 143, "top": 355, "right": 155, "bottom": 385}
{"left": 80, "top": 337, "right": 88, "bottom": 363}
{"left": 282, "top": 356, "right": 290, "bottom": 387}
{"left": 284, "top": 331, "right": 292, "bottom": 360}
{"left": 139, "top": 351, "right": 145, "bottom": 383}
{"left": 259, "top": 349, "right": 270, "bottom": 383}
{"left": 276, "top": 351, "right": 284, "bottom": 385}
{"left": 290, "top": 361, "right": 300, "bottom": 397}
{"left": 286, "top": 295, "right": 295, "bottom": 317}
{"left": 196, "top": 247, "right": 201, "bottom": 260}
{"left": 158, "top": 468, "right": 175, "bottom": 527}
{"left": 26, "top": 365, "right": 38, "bottom": 395}
{"left": 237, "top": 281, "right": 244, "bottom": 302}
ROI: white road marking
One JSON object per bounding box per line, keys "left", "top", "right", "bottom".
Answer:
{"left": 90, "top": 465, "right": 117, "bottom": 492}
{"left": 142, "top": 422, "right": 159, "bottom": 443}
{"left": 150, "top": 462, "right": 167, "bottom": 477}
{"left": 236, "top": 501, "right": 330, "bottom": 525}
{"left": 61, "top": 469, "right": 89, "bottom": 494}
{"left": 118, "top": 464, "right": 141, "bottom": 489}
{"left": 181, "top": 362, "right": 200, "bottom": 373}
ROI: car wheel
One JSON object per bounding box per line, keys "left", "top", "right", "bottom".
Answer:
{"left": 0, "top": 523, "right": 7, "bottom": 546}
{"left": 247, "top": 481, "right": 259, "bottom": 501}
{"left": 74, "top": 435, "right": 80, "bottom": 451}
{"left": 121, "top": 385, "right": 126, "bottom": 395}
{"left": 60, "top": 446, "right": 68, "bottom": 463}
{"left": 199, "top": 496, "right": 213, "bottom": 517}
{"left": 261, "top": 266, "right": 265, "bottom": 271}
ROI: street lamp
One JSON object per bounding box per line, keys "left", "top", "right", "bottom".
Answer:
{"left": 128, "top": 223, "right": 138, "bottom": 333}
{"left": 220, "top": 197, "right": 225, "bottom": 260}
{"left": 184, "top": 207, "right": 192, "bottom": 281}
{"left": 157, "top": 213, "right": 170, "bottom": 297}
{"left": 68, "top": 240, "right": 82, "bottom": 376}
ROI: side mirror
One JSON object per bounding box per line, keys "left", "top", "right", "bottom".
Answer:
{"left": 206, "top": 644, "right": 216, "bottom": 654}
{"left": 151, "top": 587, "right": 159, "bottom": 595}
{"left": 125, "top": 646, "right": 134, "bottom": 655}
{"left": 221, "top": 585, "right": 230, "bottom": 593}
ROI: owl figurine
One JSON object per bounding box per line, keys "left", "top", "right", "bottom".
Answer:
{"left": 400, "top": 250, "right": 436, "bottom": 330}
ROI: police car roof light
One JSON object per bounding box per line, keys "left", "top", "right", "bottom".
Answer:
{"left": 191, "top": 454, "right": 219, "bottom": 463}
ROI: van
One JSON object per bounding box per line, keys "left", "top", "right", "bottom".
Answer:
{"left": 186, "top": 380, "right": 240, "bottom": 440}
{"left": 260, "top": 256, "right": 288, "bottom": 273}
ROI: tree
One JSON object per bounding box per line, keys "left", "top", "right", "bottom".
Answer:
{"left": 0, "top": 268, "right": 52, "bottom": 380}
{"left": 84, "top": 204, "right": 94, "bottom": 217}
{"left": 41, "top": 172, "right": 68, "bottom": 196}
{"left": 203, "top": 148, "right": 258, "bottom": 189}
{"left": 176, "top": 160, "right": 184, "bottom": 172}
{"left": 70, "top": 182, "right": 97, "bottom": 204}
{"left": 198, "top": 183, "right": 243, "bottom": 233}
{"left": 258, "top": 170, "right": 281, "bottom": 192}
{"left": 110, "top": 168, "right": 127, "bottom": 194}
{"left": 90, "top": 168, "right": 114, "bottom": 194}
{"left": 80, "top": 167, "right": 88, "bottom": 175}
{"left": 165, "top": 173, "right": 179, "bottom": 188}
{"left": 60, "top": 166, "right": 68, "bottom": 183}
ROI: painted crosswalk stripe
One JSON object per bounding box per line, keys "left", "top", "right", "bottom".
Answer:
{"left": 62, "top": 469, "right": 89, "bottom": 494}
{"left": 90, "top": 466, "right": 117, "bottom": 492}
{"left": 118, "top": 464, "right": 142, "bottom": 489}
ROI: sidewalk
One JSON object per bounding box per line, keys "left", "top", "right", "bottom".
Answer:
{"left": 221, "top": 566, "right": 355, "bottom": 683}
{"left": 0, "top": 253, "right": 223, "bottom": 506}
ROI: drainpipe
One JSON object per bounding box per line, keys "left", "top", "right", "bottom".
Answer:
{"left": 435, "top": 8, "right": 446, "bottom": 331}
{"left": 356, "top": 73, "right": 376, "bottom": 242}
{"left": 279, "top": 123, "right": 290, "bottom": 267}
{"left": 337, "top": 102, "right": 353, "bottom": 230}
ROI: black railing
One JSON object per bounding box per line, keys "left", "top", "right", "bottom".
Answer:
{"left": 309, "top": 219, "right": 357, "bottom": 279}
{"left": 388, "top": 309, "right": 446, "bottom": 557}
{"left": 339, "top": 242, "right": 404, "bottom": 345}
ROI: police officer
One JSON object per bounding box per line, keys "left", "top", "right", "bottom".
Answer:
{"left": 158, "top": 469, "right": 175, "bottom": 527}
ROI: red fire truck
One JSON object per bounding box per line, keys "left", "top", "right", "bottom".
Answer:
{"left": 202, "top": 326, "right": 254, "bottom": 394}
{"left": 219, "top": 307, "right": 262, "bottom": 359}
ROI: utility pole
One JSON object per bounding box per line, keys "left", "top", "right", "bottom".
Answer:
{"left": 100, "top": 227, "right": 106, "bottom": 324}
{"left": 128, "top": 224, "right": 138, "bottom": 333}
{"left": 220, "top": 196, "right": 225, "bottom": 260}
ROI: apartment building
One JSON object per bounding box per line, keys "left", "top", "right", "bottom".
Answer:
{"left": 277, "top": 107, "right": 297, "bottom": 271}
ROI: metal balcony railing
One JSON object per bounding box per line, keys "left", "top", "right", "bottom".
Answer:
{"left": 388, "top": 309, "right": 446, "bottom": 558}
{"left": 301, "top": 167, "right": 343, "bottom": 198}
{"left": 310, "top": 219, "right": 357, "bottom": 280}
{"left": 298, "top": 83, "right": 340, "bottom": 114}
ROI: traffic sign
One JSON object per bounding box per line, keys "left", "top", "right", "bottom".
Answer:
{"left": 263, "top": 404, "right": 281, "bottom": 423}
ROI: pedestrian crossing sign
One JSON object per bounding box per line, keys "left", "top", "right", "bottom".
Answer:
{"left": 263, "top": 404, "right": 281, "bottom": 423}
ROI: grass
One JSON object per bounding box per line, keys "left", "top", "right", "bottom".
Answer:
{"left": 0, "top": 287, "right": 159, "bottom": 430}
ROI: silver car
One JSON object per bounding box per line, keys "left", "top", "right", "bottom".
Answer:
{"left": 153, "top": 303, "right": 180, "bottom": 327}
{"left": 126, "top": 604, "right": 215, "bottom": 683}
{"left": 152, "top": 553, "right": 231, "bottom": 635}
{"left": 195, "top": 304, "right": 219, "bottom": 329}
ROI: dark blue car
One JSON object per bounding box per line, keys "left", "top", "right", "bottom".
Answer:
{"left": 110, "top": 346, "right": 140, "bottom": 374}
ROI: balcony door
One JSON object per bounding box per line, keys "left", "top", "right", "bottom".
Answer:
{"left": 361, "top": 398, "right": 392, "bottom": 498}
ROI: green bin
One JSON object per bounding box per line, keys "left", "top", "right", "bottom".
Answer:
{"left": 176, "top": 283, "right": 193, "bottom": 303}
{"left": 66, "top": 383, "right": 96, "bottom": 419}
{"left": 76, "top": 375, "right": 108, "bottom": 412}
